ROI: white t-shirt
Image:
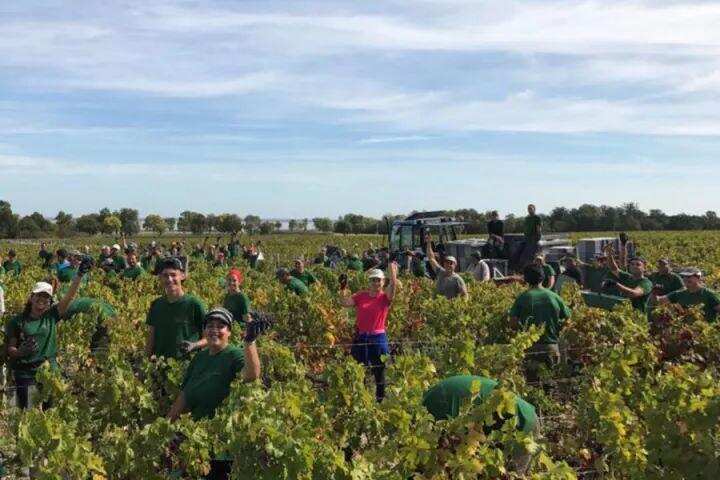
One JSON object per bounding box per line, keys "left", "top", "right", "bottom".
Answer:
{"left": 468, "top": 260, "right": 490, "bottom": 282}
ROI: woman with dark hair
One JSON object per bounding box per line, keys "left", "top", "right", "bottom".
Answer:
{"left": 5, "top": 257, "right": 92, "bottom": 408}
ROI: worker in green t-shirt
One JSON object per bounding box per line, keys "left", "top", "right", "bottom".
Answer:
{"left": 145, "top": 257, "right": 207, "bottom": 359}
{"left": 603, "top": 245, "right": 652, "bottom": 312}
{"left": 523, "top": 204, "right": 542, "bottom": 243}
{"left": 290, "top": 258, "right": 319, "bottom": 288}
{"left": 110, "top": 244, "right": 127, "bottom": 272}
{"left": 512, "top": 204, "right": 542, "bottom": 270}
{"left": 510, "top": 264, "right": 571, "bottom": 381}
{"left": 533, "top": 254, "right": 556, "bottom": 290}
{"left": 423, "top": 375, "right": 537, "bottom": 473}
{"left": 222, "top": 268, "right": 251, "bottom": 326}
{"left": 345, "top": 254, "right": 364, "bottom": 272}
{"left": 5, "top": 257, "right": 91, "bottom": 408}
{"left": 647, "top": 258, "right": 684, "bottom": 296}
{"left": 121, "top": 251, "right": 145, "bottom": 280}
{"left": 652, "top": 268, "right": 720, "bottom": 322}
{"left": 276, "top": 268, "right": 309, "bottom": 296}
{"left": 168, "top": 307, "right": 264, "bottom": 479}
{"left": 2, "top": 249, "right": 21, "bottom": 275}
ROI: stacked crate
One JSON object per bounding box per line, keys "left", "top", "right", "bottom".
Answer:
{"left": 576, "top": 237, "right": 620, "bottom": 263}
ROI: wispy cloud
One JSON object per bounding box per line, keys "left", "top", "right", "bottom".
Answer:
{"left": 358, "top": 135, "right": 436, "bottom": 144}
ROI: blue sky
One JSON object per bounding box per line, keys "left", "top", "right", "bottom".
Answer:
{"left": 2, "top": 0, "right": 720, "bottom": 218}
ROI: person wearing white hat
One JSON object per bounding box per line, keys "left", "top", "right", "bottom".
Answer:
{"left": 651, "top": 268, "right": 720, "bottom": 322}
{"left": 110, "top": 244, "right": 127, "bottom": 272}
{"left": 338, "top": 261, "right": 399, "bottom": 402}
{"left": 425, "top": 234, "right": 468, "bottom": 300}
{"left": 5, "top": 256, "right": 92, "bottom": 408}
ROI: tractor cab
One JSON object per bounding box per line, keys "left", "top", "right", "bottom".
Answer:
{"left": 389, "top": 211, "right": 465, "bottom": 255}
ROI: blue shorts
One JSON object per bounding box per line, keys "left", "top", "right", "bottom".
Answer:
{"left": 351, "top": 333, "right": 390, "bottom": 366}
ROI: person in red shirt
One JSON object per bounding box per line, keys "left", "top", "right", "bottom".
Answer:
{"left": 339, "top": 262, "right": 399, "bottom": 402}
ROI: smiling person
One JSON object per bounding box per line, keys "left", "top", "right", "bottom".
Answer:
{"left": 647, "top": 258, "right": 684, "bottom": 297}
{"left": 5, "top": 257, "right": 92, "bottom": 409}
{"left": 652, "top": 268, "right": 720, "bottom": 322}
{"left": 121, "top": 251, "right": 146, "bottom": 280}
{"left": 168, "top": 307, "right": 263, "bottom": 480}
{"left": 425, "top": 234, "right": 468, "bottom": 300}
{"left": 339, "top": 263, "right": 398, "bottom": 402}
{"left": 2, "top": 249, "right": 21, "bottom": 276}
{"left": 276, "top": 268, "right": 309, "bottom": 296}
{"left": 290, "top": 258, "right": 319, "bottom": 288}
{"left": 145, "top": 257, "right": 207, "bottom": 359}
{"left": 603, "top": 245, "right": 653, "bottom": 313}
{"left": 222, "top": 268, "right": 251, "bottom": 326}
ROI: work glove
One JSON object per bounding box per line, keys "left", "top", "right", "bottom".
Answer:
{"left": 244, "top": 318, "right": 271, "bottom": 343}
{"left": 18, "top": 336, "right": 38, "bottom": 357}
{"left": 78, "top": 255, "right": 94, "bottom": 275}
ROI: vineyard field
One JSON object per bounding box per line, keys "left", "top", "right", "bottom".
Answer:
{"left": 1, "top": 231, "right": 720, "bottom": 479}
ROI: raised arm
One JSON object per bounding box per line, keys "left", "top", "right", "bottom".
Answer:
{"left": 425, "top": 234, "right": 441, "bottom": 271}
{"left": 57, "top": 260, "right": 90, "bottom": 316}
{"left": 384, "top": 261, "right": 399, "bottom": 301}
{"left": 242, "top": 341, "right": 261, "bottom": 381}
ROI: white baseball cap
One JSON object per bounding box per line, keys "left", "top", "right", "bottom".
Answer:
{"left": 31, "top": 281, "right": 53, "bottom": 296}
{"left": 112, "top": 244, "right": 121, "bottom": 250}
{"left": 367, "top": 269, "right": 385, "bottom": 279}
{"left": 444, "top": 256, "right": 458, "bottom": 264}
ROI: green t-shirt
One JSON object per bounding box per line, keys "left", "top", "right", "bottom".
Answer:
{"left": 181, "top": 345, "right": 245, "bottom": 420}
{"left": 509, "top": 288, "right": 571, "bottom": 344}
{"left": 146, "top": 294, "right": 207, "bottom": 358}
{"left": 222, "top": 292, "right": 250, "bottom": 325}
{"left": 648, "top": 272, "right": 684, "bottom": 296}
{"left": 523, "top": 215, "right": 541, "bottom": 240}
{"left": 542, "top": 264, "right": 556, "bottom": 289}
{"left": 291, "top": 270, "right": 317, "bottom": 287}
{"left": 2, "top": 259, "right": 21, "bottom": 275}
{"left": 7, "top": 306, "right": 62, "bottom": 379}
{"left": 422, "top": 375, "right": 537, "bottom": 434}
{"left": 286, "top": 277, "right": 309, "bottom": 296}
{"left": 346, "top": 259, "right": 364, "bottom": 271}
{"left": 667, "top": 288, "right": 720, "bottom": 322}
{"left": 411, "top": 258, "right": 427, "bottom": 278}
{"left": 56, "top": 265, "right": 76, "bottom": 283}
{"left": 65, "top": 297, "right": 117, "bottom": 320}
{"left": 122, "top": 265, "right": 146, "bottom": 280}
{"left": 611, "top": 271, "right": 652, "bottom": 312}
{"left": 112, "top": 254, "right": 127, "bottom": 271}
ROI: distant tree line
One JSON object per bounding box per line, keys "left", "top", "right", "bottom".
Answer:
{"left": 1, "top": 199, "right": 719, "bottom": 238}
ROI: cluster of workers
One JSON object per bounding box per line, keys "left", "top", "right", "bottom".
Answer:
{"left": 1, "top": 218, "right": 719, "bottom": 478}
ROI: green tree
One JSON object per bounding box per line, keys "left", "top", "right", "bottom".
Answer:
{"left": 55, "top": 211, "right": 75, "bottom": 237}
{"left": 216, "top": 214, "right": 243, "bottom": 234}
{"left": 164, "top": 217, "right": 177, "bottom": 232}
{"left": 312, "top": 217, "right": 333, "bottom": 232}
{"left": 102, "top": 215, "right": 122, "bottom": 235}
{"left": 333, "top": 219, "right": 351, "bottom": 234}
{"left": 143, "top": 214, "right": 168, "bottom": 235}
{"left": 0, "top": 200, "right": 19, "bottom": 238}
{"left": 244, "top": 215, "right": 261, "bottom": 235}
{"left": 118, "top": 208, "right": 140, "bottom": 235}
{"left": 259, "top": 221, "right": 276, "bottom": 234}
{"left": 76, "top": 214, "right": 101, "bottom": 235}
{"left": 288, "top": 219, "right": 297, "bottom": 232}
{"left": 18, "top": 216, "right": 42, "bottom": 238}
